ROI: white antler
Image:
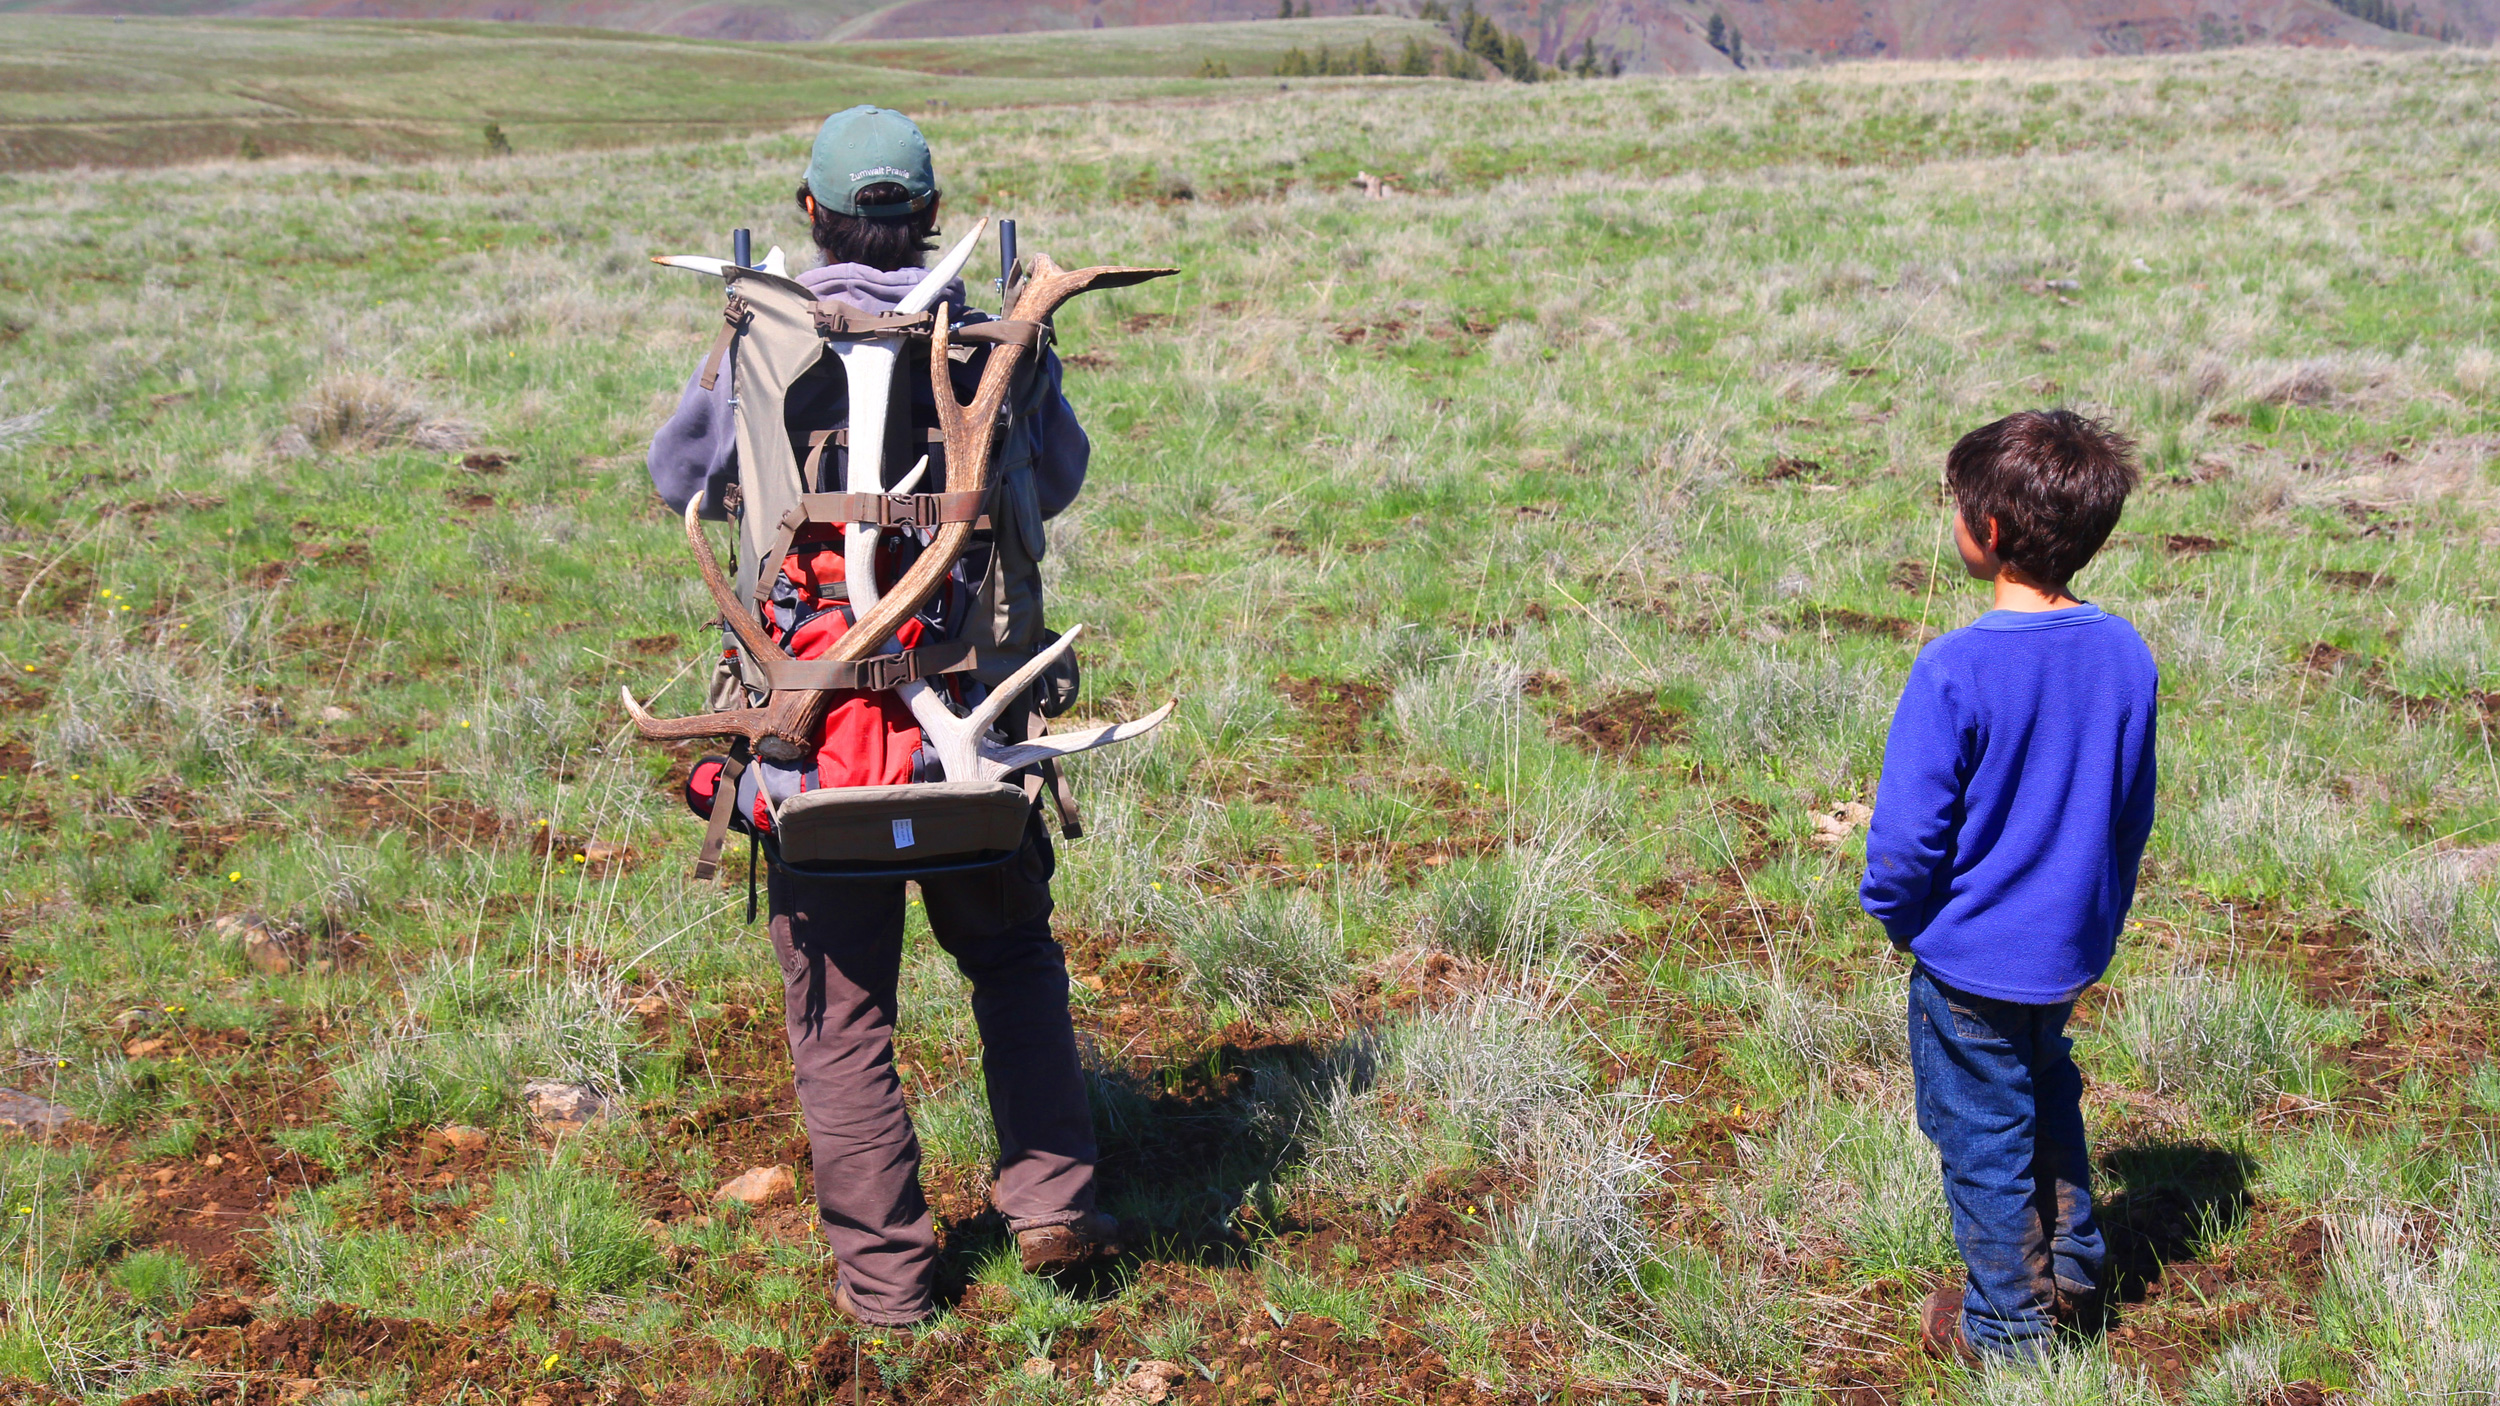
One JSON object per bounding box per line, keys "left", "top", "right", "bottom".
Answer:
{"left": 650, "top": 246, "right": 788, "bottom": 278}
{"left": 835, "top": 219, "right": 987, "bottom": 613}
{"left": 897, "top": 624, "right": 1175, "bottom": 783}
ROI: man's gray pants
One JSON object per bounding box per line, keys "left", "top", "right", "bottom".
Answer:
{"left": 765, "top": 827, "right": 1098, "bottom": 1325}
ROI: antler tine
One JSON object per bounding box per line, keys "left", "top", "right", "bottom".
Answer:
{"left": 828, "top": 303, "right": 1022, "bottom": 662}
{"left": 683, "top": 499, "right": 791, "bottom": 668}
{"left": 1006, "top": 253, "right": 1180, "bottom": 324}
{"left": 982, "top": 701, "right": 1176, "bottom": 774}
{"left": 959, "top": 623, "right": 1085, "bottom": 741}
{"left": 619, "top": 683, "right": 818, "bottom": 748}
{"left": 898, "top": 625, "right": 1086, "bottom": 783}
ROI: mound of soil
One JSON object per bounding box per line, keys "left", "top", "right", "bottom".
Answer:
{"left": 1550, "top": 691, "right": 1685, "bottom": 756}
{"left": 1274, "top": 676, "right": 1388, "bottom": 754}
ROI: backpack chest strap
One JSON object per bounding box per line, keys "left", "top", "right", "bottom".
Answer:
{"left": 751, "top": 639, "right": 983, "bottom": 693}
{"left": 791, "top": 490, "right": 990, "bottom": 531}
{"left": 752, "top": 484, "right": 995, "bottom": 608}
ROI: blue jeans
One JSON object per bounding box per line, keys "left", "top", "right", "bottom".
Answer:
{"left": 1908, "top": 965, "right": 2104, "bottom": 1358}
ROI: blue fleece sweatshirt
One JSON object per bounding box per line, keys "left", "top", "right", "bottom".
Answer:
{"left": 1859, "top": 603, "right": 2159, "bottom": 1004}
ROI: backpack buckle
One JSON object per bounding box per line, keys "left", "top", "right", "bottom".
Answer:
{"left": 853, "top": 653, "right": 918, "bottom": 692}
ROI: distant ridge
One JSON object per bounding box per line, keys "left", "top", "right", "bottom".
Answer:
{"left": 3, "top": 0, "right": 2494, "bottom": 67}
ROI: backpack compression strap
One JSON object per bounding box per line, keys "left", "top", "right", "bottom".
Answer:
{"left": 750, "top": 483, "right": 997, "bottom": 610}
{"left": 692, "top": 744, "right": 750, "bottom": 881}
{"left": 747, "top": 638, "right": 986, "bottom": 693}
{"left": 698, "top": 295, "right": 752, "bottom": 393}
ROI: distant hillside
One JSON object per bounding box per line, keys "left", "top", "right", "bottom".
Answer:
{"left": 5, "top": 0, "right": 2494, "bottom": 63}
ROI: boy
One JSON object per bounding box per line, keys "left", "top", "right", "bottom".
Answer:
{"left": 1859, "top": 409, "right": 2158, "bottom": 1361}
{"left": 647, "top": 106, "right": 1114, "bottom": 1328}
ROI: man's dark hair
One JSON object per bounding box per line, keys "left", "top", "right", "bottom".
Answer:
{"left": 795, "top": 181, "right": 940, "bottom": 271}
{"left": 1946, "top": 409, "right": 2139, "bottom": 588}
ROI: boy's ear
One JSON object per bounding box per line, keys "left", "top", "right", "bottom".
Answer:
{"left": 1982, "top": 516, "right": 2002, "bottom": 555}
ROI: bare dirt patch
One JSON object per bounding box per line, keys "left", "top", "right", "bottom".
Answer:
{"left": 1550, "top": 690, "right": 1686, "bottom": 756}
{"left": 1887, "top": 557, "right": 1938, "bottom": 594}
{"left": 1273, "top": 676, "right": 1388, "bottom": 755}
{"left": 1802, "top": 605, "right": 1937, "bottom": 643}
{"left": 2162, "top": 533, "right": 2230, "bottom": 556}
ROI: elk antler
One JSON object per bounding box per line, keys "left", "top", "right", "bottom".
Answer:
{"left": 619, "top": 501, "right": 822, "bottom": 752}
{"left": 619, "top": 228, "right": 988, "bottom": 757}
{"left": 897, "top": 623, "right": 1178, "bottom": 784}
{"left": 623, "top": 249, "right": 1179, "bottom": 765}
{"left": 835, "top": 255, "right": 1178, "bottom": 661}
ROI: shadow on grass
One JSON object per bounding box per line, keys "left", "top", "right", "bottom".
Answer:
{"left": 2096, "top": 1140, "right": 2257, "bottom": 1305}
{"left": 933, "top": 1037, "right": 1342, "bottom": 1305}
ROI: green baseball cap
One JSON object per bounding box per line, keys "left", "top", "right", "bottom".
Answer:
{"left": 804, "top": 106, "right": 938, "bottom": 217}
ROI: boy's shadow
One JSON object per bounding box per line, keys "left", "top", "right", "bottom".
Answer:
{"left": 2094, "top": 1141, "right": 2256, "bottom": 1310}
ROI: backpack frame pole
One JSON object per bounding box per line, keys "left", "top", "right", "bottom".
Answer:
{"left": 733, "top": 227, "right": 752, "bottom": 270}
{"left": 997, "top": 220, "right": 1017, "bottom": 308}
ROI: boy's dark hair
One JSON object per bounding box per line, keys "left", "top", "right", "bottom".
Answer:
{"left": 795, "top": 181, "right": 940, "bottom": 271}
{"left": 1947, "top": 409, "right": 2139, "bottom": 588}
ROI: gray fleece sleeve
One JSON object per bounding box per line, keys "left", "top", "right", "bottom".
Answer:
{"left": 1022, "top": 348, "right": 1090, "bottom": 520}
{"left": 646, "top": 364, "right": 737, "bottom": 520}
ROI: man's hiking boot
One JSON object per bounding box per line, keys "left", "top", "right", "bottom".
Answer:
{"left": 1017, "top": 1212, "right": 1122, "bottom": 1275}
{"left": 1918, "top": 1285, "right": 1978, "bottom": 1363}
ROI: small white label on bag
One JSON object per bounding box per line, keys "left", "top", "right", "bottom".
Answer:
{"left": 891, "top": 818, "right": 915, "bottom": 849}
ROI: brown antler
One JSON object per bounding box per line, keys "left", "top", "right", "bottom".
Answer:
{"left": 619, "top": 502, "right": 824, "bottom": 752}
{"left": 834, "top": 257, "right": 1177, "bottom": 660}
{"left": 1006, "top": 252, "right": 1180, "bottom": 324}
{"left": 623, "top": 254, "right": 1176, "bottom": 749}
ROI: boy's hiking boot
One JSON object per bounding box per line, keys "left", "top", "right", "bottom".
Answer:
{"left": 1918, "top": 1286, "right": 1979, "bottom": 1363}
{"left": 2050, "top": 1281, "right": 2103, "bottom": 1331}
{"left": 1017, "top": 1211, "right": 1122, "bottom": 1275}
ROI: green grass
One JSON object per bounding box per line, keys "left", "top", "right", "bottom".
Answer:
{"left": 0, "top": 32, "right": 2495, "bottom": 1406}
{"left": 0, "top": 15, "right": 1216, "bottom": 168}
{"left": 0, "top": 13, "right": 1484, "bottom": 171}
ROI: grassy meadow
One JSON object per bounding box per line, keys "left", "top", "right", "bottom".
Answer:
{"left": 0, "top": 32, "right": 2498, "bottom": 1405}
{"left": 0, "top": 15, "right": 1448, "bottom": 171}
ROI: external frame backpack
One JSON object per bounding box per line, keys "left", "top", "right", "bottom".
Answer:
{"left": 622, "top": 219, "right": 1178, "bottom": 893}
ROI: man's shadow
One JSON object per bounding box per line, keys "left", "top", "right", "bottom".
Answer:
{"left": 2094, "top": 1141, "right": 2257, "bottom": 1308}
{"left": 934, "top": 1038, "right": 1340, "bottom": 1305}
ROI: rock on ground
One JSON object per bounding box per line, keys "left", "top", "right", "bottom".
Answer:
{"left": 1809, "top": 800, "right": 1874, "bottom": 848}
{"left": 713, "top": 1165, "right": 796, "bottom": 1206}
{"left": 0, "top": 1088, "right": 75, "bottom": 1135}
{"left": 213, "top": 911, "right": 306, "bottom": 975}
{"left": 434, "top": 1124, "right": 491, "bottom": 1153}
{"left": 523, "top": 1080, "right": 607, "bottom": 1131}
{"left": 1104, "top": 1361, "right": 1188, "bottom": 1404}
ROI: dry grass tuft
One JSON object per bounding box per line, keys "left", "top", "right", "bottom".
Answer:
{"left": 281, "top": 371, "right": 475, "bottom": 456}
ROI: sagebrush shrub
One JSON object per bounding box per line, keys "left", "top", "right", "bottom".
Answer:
{"left": 2099, "top": 964, "right": 2347, "bottom": 1115}
{"left": 1165, "top": 883, "right": 1346, "bottom": 1012}
{"left": 2364, "top": 853, "right": 2500, "bottom": 974}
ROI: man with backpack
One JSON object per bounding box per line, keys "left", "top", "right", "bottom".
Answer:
{"left": 645, "top": 105, "right": 1117, "bottom": 1328}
